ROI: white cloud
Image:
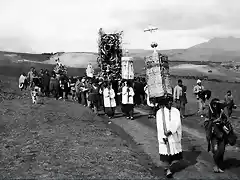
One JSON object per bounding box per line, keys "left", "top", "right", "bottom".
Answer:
{"left": 0, "top": 0, "right": 239, "bottom": 52}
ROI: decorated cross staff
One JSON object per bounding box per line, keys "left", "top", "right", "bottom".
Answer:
{"left": 144, "top": 25, "right": 170, "bottom": 154}
{"left": 144, "top": 25, "right": 159, "bottom": 52}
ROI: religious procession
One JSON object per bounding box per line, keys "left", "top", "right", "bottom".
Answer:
{"left": 18, "top": 28, "right": 238, "bottom": 178}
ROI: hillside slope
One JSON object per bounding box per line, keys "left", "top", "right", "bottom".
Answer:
{"left": 43, "top": 52, "right": 99, "bottom": 68}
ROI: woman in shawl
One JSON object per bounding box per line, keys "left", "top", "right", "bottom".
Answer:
{"left": 156, "top": 95, "right": 182, "bottom": 178}
{"left": 88, "top": 79, "right": 100, "bottom": 114}
{"left": 204, "top": 98, "right": 237, "bottom": 173}
{"left": 42, "top": 70, "right": 50, "bottom": 97}
{"left": 59, "top": 74, "right": 69, "bottom": 100}
{"left": 103, "top": 82, "right": 116, "bottom": 119}
{"left": 122, "top": 80, "right": 135, "bottom": 120}
{"left": 49, "top": 71, "right": 60, "bottom": 100}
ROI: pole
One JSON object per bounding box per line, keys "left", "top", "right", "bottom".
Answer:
{"left": 161, "top": 108, "right": 170, "bottom": 155}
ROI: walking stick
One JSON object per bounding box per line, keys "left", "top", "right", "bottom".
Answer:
{"left": 162, "top": 108, "right": 171, "bottom": 155}
{"left": 127, "top": 87, "right": 130, "bottom": 103}
{"left": 109, "top": 88, "right": 112, "bottom": 108}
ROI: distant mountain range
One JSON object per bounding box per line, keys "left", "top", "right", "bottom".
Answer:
{"left": 127, "top": 36, "right": 240, "bottom": 63}
{"left": 1, "top": 36, "right": 240, "bottom": 69}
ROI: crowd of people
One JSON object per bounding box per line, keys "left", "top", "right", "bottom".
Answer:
{"left": 18, "top": 66, "right": 238, "bottom": 178}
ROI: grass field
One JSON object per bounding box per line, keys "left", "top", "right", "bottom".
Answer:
{"left": 0, "top": 76, "right": 158, "bottom": 179}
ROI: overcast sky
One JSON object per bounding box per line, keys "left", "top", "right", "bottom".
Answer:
{"left": 0, "top": 0, "right": 239, "bottom": 53}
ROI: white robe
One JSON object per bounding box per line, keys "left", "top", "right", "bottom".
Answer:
{"left": 103, "top": 88, "right": 116, "bottom": 108}
{"left": 156, "top": 107, "right": 182, "bottom": 155}
{"left": 122, "top": 86, "right": 134, "bottom": 104}
{"left": 144, "top": 85, "right": 158, "bottom": 107}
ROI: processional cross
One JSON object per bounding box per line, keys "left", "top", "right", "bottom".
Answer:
{"left": 144, "top": 25, "right": 159, "bottom": 52}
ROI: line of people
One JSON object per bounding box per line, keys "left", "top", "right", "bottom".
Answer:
{"left": 19, "top": 67, "right": 236, "bottom": 121}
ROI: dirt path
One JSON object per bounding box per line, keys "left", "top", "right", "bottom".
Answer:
{"left": 107, "top": 107, "right": 240, "bottom": 179}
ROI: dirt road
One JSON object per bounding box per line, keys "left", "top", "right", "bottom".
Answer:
{"left": 110, "top": 107, "right": 240, "bottom": 179}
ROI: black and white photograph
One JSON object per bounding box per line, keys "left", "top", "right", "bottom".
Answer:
{"left": 0, "top": 0, "right": 240, "bottom": 179}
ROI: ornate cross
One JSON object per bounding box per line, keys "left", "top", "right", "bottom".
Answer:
{"left": 144, "top": 25, "right": 158, "bottom": 33}
{"left": 144, "top": 25, "right": 159, "bottom": 51}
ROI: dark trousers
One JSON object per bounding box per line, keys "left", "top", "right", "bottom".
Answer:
{"left": 116, "top": 95, "right": 121, "bottom": 106}
{"left": 80, "top": 92, "right": 87, "bottom": 105}
{"left": 175, "top": 99, "right": 186, "bottom": 116}
{"left": 226, "top": 106, "right": 233, "bottom": 117}
{"left": 43, "top": 85, "right": 50, "bottom": 97}
{"left": 59, "top": 88, "right": 68, "bottom": 99}
{"left": 149, "top": 106, "right": 157, "bottom": 116}
{"left": 211, "top": 137, "right": 226, "bottom": 168}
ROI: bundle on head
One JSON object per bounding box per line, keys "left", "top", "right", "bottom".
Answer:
{"left": 209, "top": 98, "right": 226, "bottom": 118}
{"left": 208, "top": 98, "right": 237, "bottom": 146}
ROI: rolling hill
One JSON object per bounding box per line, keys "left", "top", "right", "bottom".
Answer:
{"left": 1, "top": 36, "right": 240, "bottom": 81}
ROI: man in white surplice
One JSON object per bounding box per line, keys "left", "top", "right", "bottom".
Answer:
{"left": 156, "top": 96, "right": 182, "bottom": 178}
{"left": 103, "top": 82, "right": 116, "bottom": 119}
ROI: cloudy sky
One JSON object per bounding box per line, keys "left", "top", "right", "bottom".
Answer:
{"left": 0, "top": 0, "right": 239, "bottom": 53}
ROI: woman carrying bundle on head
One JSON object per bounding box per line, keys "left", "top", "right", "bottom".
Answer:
{"left": 121, "top": 80, "right": 135, "bottom": 120}
{"left": 103, "top": 82, "right": 116, "bottom": 119}
{"left": 204, "top": 98, "right": 237, "bottom": 173}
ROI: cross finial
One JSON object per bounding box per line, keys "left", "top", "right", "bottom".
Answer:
{"left": 144, "top": 25, "right": 159, "bottom": 51}
{"left": 144, "top": 25, "right": 158, "bottom": 33}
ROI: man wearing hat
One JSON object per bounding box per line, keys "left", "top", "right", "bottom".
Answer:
{"left": 193, "top": 79, "right": 205, "bottom": 117}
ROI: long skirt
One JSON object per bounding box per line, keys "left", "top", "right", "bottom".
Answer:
{"left": 160, "top": 152, "right": 183, "bottom": 164}
{"left": 105, "top": 107, "right": 115, "bottom": 117}
{"left": 122, "top": 104, "right": 134, "bottom": 117}
{"left": 211, "top": 137, "right": 226, "bottom": 168}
